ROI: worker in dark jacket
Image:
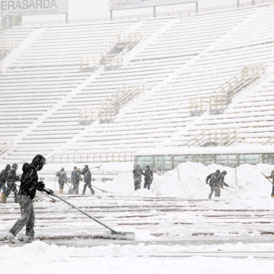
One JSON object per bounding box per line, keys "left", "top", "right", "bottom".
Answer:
{"left": 2, "top": 163, "right": 20, "bottom": 203}
{"left": 265, "top": 170, "right": 274, "bottom": 197}
{"left": 71, "top": 167, "right": 81, "bottom": 194}
{"left": 7, "top": 154, "right": 53, "bottom": 243}
{"left": 81, "top": 165, "right": 94, "bottom": 195}
{"left": 206, "top": 170, "right": 221, "bottom": 199}
{"left": 144, "top": 166, "right": 153, "bottom": 190}
{"left": 133, "top": 165, "right": 143, "bottom": 191}
{"left": 218, "top": 170, "right": 229, "bottom": 188}
{"left": 0, "top": 164, "right": 10, "bottom": 202}
{"left": 56, "top": 167, "right": 67, "bottom": 194}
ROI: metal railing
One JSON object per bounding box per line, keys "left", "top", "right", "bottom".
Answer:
{"left": 78, "top": 33, "right": 142, "bottom": 72}
{"left": 99, "top": 82, "right": 145, "bottom": 122}
{"left": 19, "top": 0, "right": 274, "bottom": 28}
{"left": 79, "top": 56, "right": 102, "bottom": 72}
{"left": 78, "top": 82, "right": 145, "bottom": 124}
{"left": 48, "top": 152, "right": 134, "bottom": 164}
{"left": 189, "top": 64, "right": 266, "bottom": 116}
{"left": 0, "top": 141, "right": 12, "bottom": 156}
{"left": 188, "top": 128, "right": 238, "bottom": 147}
{"left": 264, "top": 136, "right": 274, "bottom": 145}
{"left": 0, "top": 40, "right": 14, "bottom": 72}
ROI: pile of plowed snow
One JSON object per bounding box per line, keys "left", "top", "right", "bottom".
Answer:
{"left": 96, "top": 163, "right": 274, "bottom": 202}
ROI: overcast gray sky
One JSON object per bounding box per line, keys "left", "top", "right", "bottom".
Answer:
{"left": 68, "top": 0, "right": 246, "bottom": 19}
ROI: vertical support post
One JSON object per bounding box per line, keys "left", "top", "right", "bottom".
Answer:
{"left": 153, "top": 6, "right": 156, "bottom": 17}
{"left": 234, "top": 165, "right": 238, "bottom": 187}
{"left": 252, "top": 0, "right": 255, "bottom": 5}
{"left": 237, "top": 0, "right": 240, "bottom": 7}
{"left": 110, "top": 9, "right": 113, "bottom": 20}
{"left": 195, "top": 2, "right": 199, "bottom": 13}
{"left": 65, "top": 13, "right": 68, "bottom": 24}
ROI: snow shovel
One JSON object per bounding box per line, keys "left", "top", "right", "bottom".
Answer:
{"left": 261, "top": 173, "right": 274, "bottom": 198}
{"left": 93, "top": 185, "right": 113, "bottom": 194}
{"left": 47, "top": 191, "right": 135, "bottom": 241}
{"left": 261, "top": 172, "right": 273, "bottom": 184}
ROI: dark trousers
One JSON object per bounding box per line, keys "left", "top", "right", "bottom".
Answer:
{"left": 209, "top": 186, "right": 220, "bottom": 199}
{"left": 82, "top": 182, "right": 94, "bottom": 195}
{"left": 10, "top": 195, "right": 35, "bottom": 237}
{"left": 144, "top": 179, "right": 152, "bottom": 189}
{"left": 0, "top": 181, "right": 6, "bottom": 193}
{"left": 5, "top": 182, "right": 18, "bottom": 202}
{"left": 134, "top": 179, "right": 141, "bottom": 191}
{"left": 73, "top": 182, "right": 80, "bottom": 194}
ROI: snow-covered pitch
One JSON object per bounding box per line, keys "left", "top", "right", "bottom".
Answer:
{"left": 1, "top": 162, "right": 274, "bottom": 274}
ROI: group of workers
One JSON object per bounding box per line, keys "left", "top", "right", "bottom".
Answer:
{"left": 3, "top": 152, "right": 274, "bottom": 244}
{"left": 56, "top": 165, "right": 94, "bottom": 195}
{"left": 0, "top": 163, "right": 20, "bottom": 203}
{"left": 132, "top": 165, "right": 154, "bottom": 191}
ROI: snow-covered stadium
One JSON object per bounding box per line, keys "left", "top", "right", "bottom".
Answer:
{"left": 1, "top": 0, "right": 274, "bottom": 273}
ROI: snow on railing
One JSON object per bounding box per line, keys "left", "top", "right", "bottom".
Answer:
{"left": 0, "top": 141, "right": 13, "bottom": 156}
{"left": 48, "top": 152, "right": 134, "bottom": 164}
{"left": 79, "top": 32, "right": 142, "bottom": 72}
{"left": 187, "top": 128, "right": 238, "bottom": 147}
{"left": 0, "top": 40, "right": 14, "bottom": 72}
{"left": 190, "top": 64, "right": 266, "bottom": 116}
{"left": 78, "top": 82, "right": 145, "bottom": 124}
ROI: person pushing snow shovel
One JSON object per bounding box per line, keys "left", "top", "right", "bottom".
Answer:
{"left": 263, "top": 170, "right": 274, "bottom": 198}
{"left": 6, "top": 154, "right": 53, "bottom": 243}
{"left": 206, "top": 170, "right": 229, "bottom": 199}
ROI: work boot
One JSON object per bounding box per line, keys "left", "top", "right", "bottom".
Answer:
{"left": 24, "top": 235, "right": 34, "bottom": 243}
{"left": 6, "top": 232, "right": 18, "bottom": 244}
{"left": 0, "top": 193, "right": 6, "bottom": 203}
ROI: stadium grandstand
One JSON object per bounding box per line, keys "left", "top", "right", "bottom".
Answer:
{"left": 0, "top": 0, "right": 274, "bottom": 168}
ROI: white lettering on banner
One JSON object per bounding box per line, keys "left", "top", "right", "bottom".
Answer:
{"left": 110, "top": 0, "right": 198, "bottom": 10}
{"left": 0, "top": 0, "right": 67, "bottom": 15}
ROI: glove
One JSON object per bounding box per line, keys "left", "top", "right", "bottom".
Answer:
{"left": 36, "top": 181, "right": 45, "bottom": 191}
{"left": 44, "top": 188, "right": 54, "bottom": 195}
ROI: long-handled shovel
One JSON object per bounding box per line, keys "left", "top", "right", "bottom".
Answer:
{"left": 47, "top": 191, "right": 135, "bottom": 240}
{"left": 261, "top": 173, "right": 274, "bottom": 198}
{"left": 93, "top": 185, "right": 113, "bottom": 194}
{"left": 261, "top": 172, "right": 273, "bottom": 184}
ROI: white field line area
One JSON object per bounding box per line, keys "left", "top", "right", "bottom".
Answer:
{"left": 1, "top": 195, "right": 274, "bottom": 255}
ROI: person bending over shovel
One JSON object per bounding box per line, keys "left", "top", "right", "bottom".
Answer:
{"left": 264, "top": 170, "right": 274, "bottom": 198}
{"left": 6, "top": 154, "right": 53, "bottom": 243}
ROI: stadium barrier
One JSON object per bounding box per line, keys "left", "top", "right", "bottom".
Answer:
{"left": 190, "top": 64, "right": 266, "bottom": 116}
{"left": 18, "top": 0, "right": 274, "bottom": 28}
{"left": 49, "top": 152, "right": 134, "bottom": 163}
{"left": 187, "top": 128, "right": 238, "bottom": 147}
{"left": 78, "top": 82, "right": 145, "bottom": 124}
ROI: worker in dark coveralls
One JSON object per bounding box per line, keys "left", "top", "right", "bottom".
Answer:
{"left": 81, "top": 165, "right": 94, "bottom": 195}
{"left": 3, "top": 163, "right": 20, "bottom": 203}
{"left": 265, "top": 170, "right": 274, "bottom": 197}
{"left": 133, "top": 165, "right": 143, "bottom": 191}
{"left": 0, "top": 164, "right": 10, "bottom": 202}
{"left": 71, "top": 166, "right": 81, "bottom": 194}
{"left": 56, "top": 167, "right": 67, "bottom": 194}
{"left": 144, "top": 166, "right": 153, "bottom": 190}
{"left": 7, "top": 155, "right": 53, "bottom": 243}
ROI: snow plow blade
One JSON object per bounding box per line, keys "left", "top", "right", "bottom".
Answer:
{"left": 47, "top": 192, "right": 135, "bottom": 241}
{"left": 103, "top": 231, "right": 135, "bottom": 241}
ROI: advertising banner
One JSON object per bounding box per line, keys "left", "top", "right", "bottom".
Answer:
{"left": 110, "top": 0, "right": 198, "bottom": 10}
{"left": 0, "top": 0, "right": 68, "bottom": 15}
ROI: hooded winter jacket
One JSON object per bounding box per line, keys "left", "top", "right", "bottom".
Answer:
{"left": 18, "top": 155, "right": 46, "bottom": 200}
